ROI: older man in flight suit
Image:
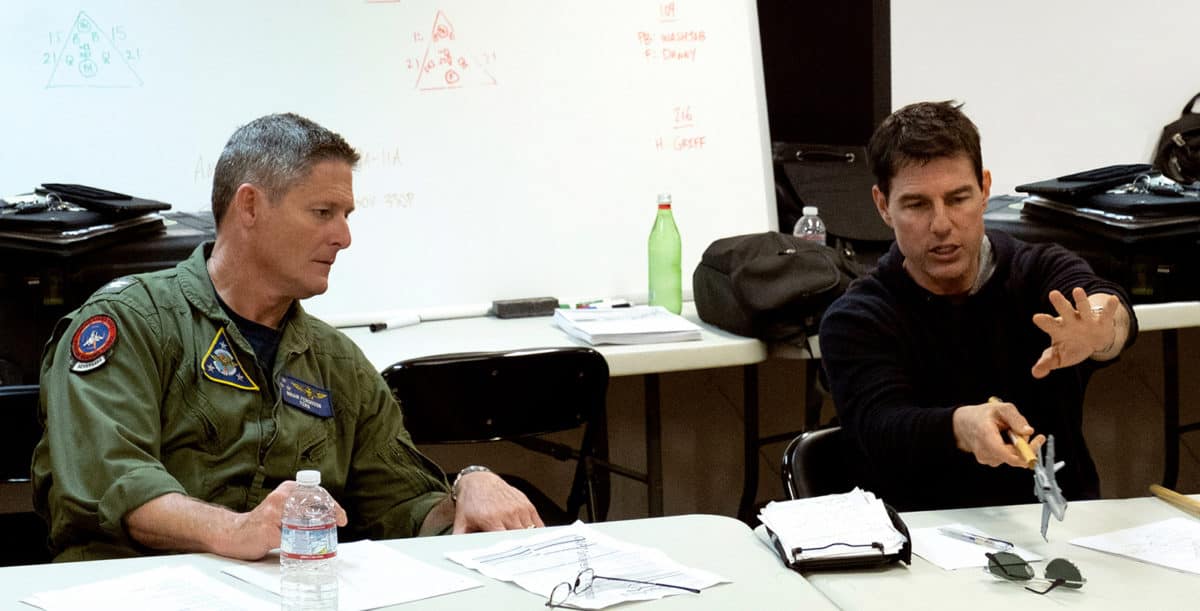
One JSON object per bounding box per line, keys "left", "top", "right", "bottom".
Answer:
{"left": 33, "top": 113, "right": 541, "bottom": 561}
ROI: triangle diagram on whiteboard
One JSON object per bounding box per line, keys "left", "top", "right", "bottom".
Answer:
{"left": 46, "top": 11, "right": 143, "bottom": 88}
{"left": 414, "top": 10, "right": 496, "bottom": 91}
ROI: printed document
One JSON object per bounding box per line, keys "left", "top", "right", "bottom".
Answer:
{"left": 446, "top": 521, "right": 727, "bottom": 609}
{"left": 553, "top": 305, "right": 702, "bottom": 345}
{"left": 1070, "top": 517, "right": 1200, "bottom": 575}
{"left": 22, "top": 565, "right": 275, "bottom": 611}
{"left": 222, "top": 539, "right": 480, "bottom": 610}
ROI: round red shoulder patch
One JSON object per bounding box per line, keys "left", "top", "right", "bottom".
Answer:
{"left": 71, "top": 315, "right": 118, "bottom": 362}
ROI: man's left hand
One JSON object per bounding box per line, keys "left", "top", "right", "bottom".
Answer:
{"left": 1031, "top": 288, "right": 1118, "bottom": 379}
{"left": 451, "top": 471, "right": 545, "bottom": 534}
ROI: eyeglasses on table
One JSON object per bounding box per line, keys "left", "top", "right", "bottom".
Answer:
{"left": 545, "top": 567, "right": 700, "bottom": 609}
{"left": 985, "top": 551, "right": 1086, "bottom": 594}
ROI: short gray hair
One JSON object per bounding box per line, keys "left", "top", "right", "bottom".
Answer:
{"left": 211, "top": 113, "right": 360, "bottom": 228}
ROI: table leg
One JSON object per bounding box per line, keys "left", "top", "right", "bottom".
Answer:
{"left": 1162, "top": 329, "right": 1180, "bottom": 489}
{"left": 738, "top": 364, "right": 761, "bottom": 523}
{"left": 644, "top": 373, "right": 663, "bottom": 517}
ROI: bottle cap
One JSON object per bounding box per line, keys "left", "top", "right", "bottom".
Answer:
{"left": 296, "top": 470, "right": 321, "bottom": 485}
{"left": 657, "top": 193, "right": 672, "bottom": 205}
{"left": 803, "top": 206, "right": 818, "bottom": 216}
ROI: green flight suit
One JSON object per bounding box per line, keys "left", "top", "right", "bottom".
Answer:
{"left": 32, "top": 243, "right": 449, "bottom": 561}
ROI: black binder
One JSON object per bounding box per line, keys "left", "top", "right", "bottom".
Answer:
{"left": 765, "top": 503, "right": 912, "bottom": 571}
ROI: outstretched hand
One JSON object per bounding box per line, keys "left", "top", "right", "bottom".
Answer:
{"left": 1030, "top": 288, "right": 1118, "bottom": 379}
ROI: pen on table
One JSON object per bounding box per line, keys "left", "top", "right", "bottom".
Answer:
{"left": 576, "top": 299, "right": 631, "bottom": 309}
{"left": 936, "top": 527, "right": 1013, "bottom": 551}
{"left": 368, "top": 313, "right": 421, "bottom": 333}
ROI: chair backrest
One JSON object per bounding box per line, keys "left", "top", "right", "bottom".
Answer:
{"left": 0, "top": 385, "right": 40, "bottom": 483}
{"left": 781, "top": 425, "right": 852, "bottom": 499}
{"left": 0, "top": 384, "right": 50, "bottom": 565}
{"left": 381, "top": 347, "right": 609, "bottom": 444}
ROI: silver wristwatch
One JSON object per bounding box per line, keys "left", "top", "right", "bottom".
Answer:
{"left": 451, "top": 465, "right": 491, "bottom": 502}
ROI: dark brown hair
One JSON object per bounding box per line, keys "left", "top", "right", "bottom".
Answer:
{"left": 867, "top": 101, "right": 983, "bottom": 197}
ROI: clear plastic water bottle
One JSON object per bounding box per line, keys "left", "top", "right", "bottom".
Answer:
{"left": 793, "top": 205, "right": 827, "bottom": 245}
{"left": 648, "top": 193, "right": 682, "bottom": 314}
{"left": 281, "top": 470, "right": 338, "bottom": 611}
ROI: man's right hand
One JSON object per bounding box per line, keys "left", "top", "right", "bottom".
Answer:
{"left": 951, "top": 399, "right": 1045, "bottom": 468}
{"left": 219, "top": 481, "right": 297, "bottom": 560}
{"left": 126, "top": 480, "right": 348, "bottom": 561}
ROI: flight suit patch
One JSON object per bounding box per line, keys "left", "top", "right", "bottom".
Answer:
{"left": 280, "top": 375, "right": 334, "bottom": 419}
{"left": 70, "top": 315, "right": 117, "bottom": 373}
{"left": 201, "top": 327, "right": 260, "bottom": 391}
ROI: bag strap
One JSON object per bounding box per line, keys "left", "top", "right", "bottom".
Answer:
{"left": 1183, "top": 93, "right": 1200, "bottom": 116}
{"left": 794, "top": 149, "right": 856, "bottom": 163}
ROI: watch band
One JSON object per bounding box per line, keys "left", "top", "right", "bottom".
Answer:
{"left": 451, "top": 465, "right": 491, "bottom": 502}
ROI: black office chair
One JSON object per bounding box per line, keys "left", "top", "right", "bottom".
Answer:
{"left": 382, "top": 347, "right": 612, "bottom": 524}
{"left": 781, "top": 425, "right": 853, "bottom": 500}
{"left": 0, "top": 384, "right": 51, "bottom": 565}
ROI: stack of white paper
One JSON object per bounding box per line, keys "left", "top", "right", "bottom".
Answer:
{"left": 759, "top": 488, "right": 908, "bottom": 563}
{"left": 553, "top": 306, "right": 702, "bottom": 345}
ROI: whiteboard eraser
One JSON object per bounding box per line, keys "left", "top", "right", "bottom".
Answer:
{"left": 492, "top": 297, "right": 559, "bottom": 319}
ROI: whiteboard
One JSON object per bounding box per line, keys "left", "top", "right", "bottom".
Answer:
{"left": 892, "top": 0, "right": 1200, "bottom": 197}
{"left": 0, "top": 0, "right": 776, "bottom": 320}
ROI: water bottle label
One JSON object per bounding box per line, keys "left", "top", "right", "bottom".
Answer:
{"left": 281, "top": 523, "right": 338, "bottom": 560}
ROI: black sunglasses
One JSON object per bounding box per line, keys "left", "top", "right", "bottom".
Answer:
{"left": 986, "top": 551, "right": 1086, "bottom": 594}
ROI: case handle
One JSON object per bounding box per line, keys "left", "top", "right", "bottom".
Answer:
{"left": 1183, "top": 92, "right": 1200, "bottom": 116}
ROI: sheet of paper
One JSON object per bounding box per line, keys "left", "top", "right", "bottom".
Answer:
{"left": 911, "top": 522, "right": 1042, "bottom": 570}
{"left": 222, "top": 539, "right": 480, "bottom": 610}
{"left": 22, "top": 565, "right": 275, "bottom": 611}
{"left": 1070, "top": 517, "right": 1200, "bottom": 575}
{"left": 445, "top": 521, "right": 727, "bottom": 610}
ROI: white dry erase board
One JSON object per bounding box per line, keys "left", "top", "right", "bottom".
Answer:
{"left": 0, "top": 1, "right": 776, "bottom": 320}
{"left": 892, "top": 0, "right": 1200, "bottom": 197}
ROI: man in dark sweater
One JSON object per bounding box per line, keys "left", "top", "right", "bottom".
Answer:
{"left": 819, "top": 101, "right": 1136, "bottom": 511}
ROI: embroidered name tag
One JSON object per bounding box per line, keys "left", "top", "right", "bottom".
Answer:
{"left": 202, "top": 327, "right": 260, "bottom": 391}
{"left": 280, "top": 375, "right": 334, "bottom": 419}
{"left": 70, "top": 314, "right": 117, "bottom": 373}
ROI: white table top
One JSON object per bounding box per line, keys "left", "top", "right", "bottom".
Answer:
{"left": 804, "top": 495, "right": 1200, "bottom": 610}
{"left": 1131, "top": 301, "right": 1200, "bottom": 332}
{"left": 0, "top": 514, "right": 831, "bottom": 610}
{"left": 340, "top": 300, "right": 1200, "bottom": 379}
{"left": 341, "top": 302, "right": 768, "bottom": 377}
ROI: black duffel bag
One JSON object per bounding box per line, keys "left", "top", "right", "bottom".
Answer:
{"left": 693, "top": 231, "right": 864, "bottom": 345}
{"left": 1153, "top": 93, "right": 1200, "bottom": 186}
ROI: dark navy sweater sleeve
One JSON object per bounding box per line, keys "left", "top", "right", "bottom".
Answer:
{"left": 818, "top": 231, "right": 1135, "bottom": 510}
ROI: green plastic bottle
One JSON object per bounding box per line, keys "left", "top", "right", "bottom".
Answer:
{"left": 648, "top": 193, "right": 682, "bottom": 314}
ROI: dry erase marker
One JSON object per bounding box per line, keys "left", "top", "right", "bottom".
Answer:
{"left": 368, "top": 313, "right": 421, "bottom": 332}
{"left": 937, "top": 527, "right": 1013, "bottom": 551}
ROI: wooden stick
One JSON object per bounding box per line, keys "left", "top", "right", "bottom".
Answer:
{"left": 989, "top": 396, "right": 1036, "bottom": 469}
{"left": 1149, "top": 484, "right": 1200, "bottom": 519}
